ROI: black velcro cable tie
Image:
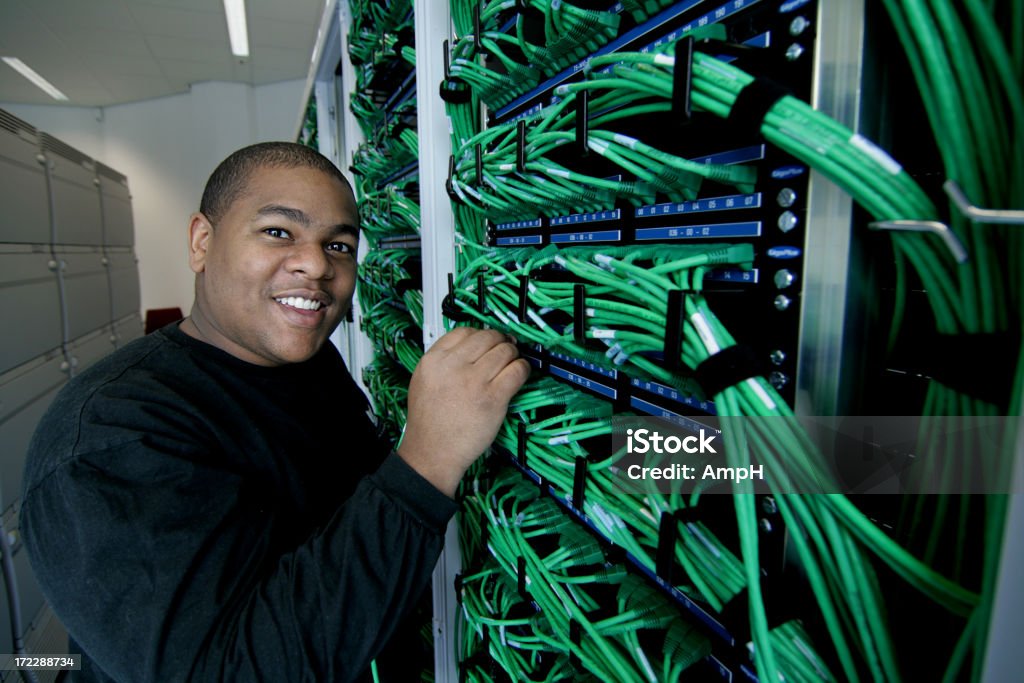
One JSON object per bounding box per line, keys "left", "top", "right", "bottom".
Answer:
{"left": 446, "top": 155, "right": 459, "bottom": 201}
{"left": 572, "top": 456, "right": 587, "bottom": 510}
{"left": 902, "top": 331, "right": 1020, "bottom": 406}
{"left": 442, "top": 272, "right": 474, "bottom": 323}
{"left": 516, "top": 119, "right": 527, "bottom": 173}
{"left": 694, "top": 344, "right": 768, "bottom": 398}
{"left": 473, "top": 4, "right": 481, "bottom": 57}
{"left": 573, "top": 283, "right": 586, "bottom": 344}
{"left": 575, "top": 89, "right": 589, "bottom": 157}
{"left": 477, "top": 274, "right": 487, "bottom": 314}
{"left": 655, "top": 510, "right": 678, "bottom": 584}
{"left": 726, "top": 76, "right": 792, "bottom": 140}
{"left": 517, "top": 421, "right": 527, "bottom": 468}
{"left": 475, "top": 143, "right": 483, "bottom": 187}
{"left": 672, "top": 35, "right": 694, "bottom": 124}
{"left": 518, "top": 276, "right": 529, "bottom": 322}
{"left": 663, "top": 289, "right": 687, "bottom": 371}
{"left": 440, "top": 41, "right": 472, "bottom": 104}
{"left": 440, "top": 78, "right": 473, "bottom": 104}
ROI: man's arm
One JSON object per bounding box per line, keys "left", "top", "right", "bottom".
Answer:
{"left": 21, "top": 327, "right": 527, "bottom": 682}
{"left": 22, "top": 441, "right": 452, "bottom": 682}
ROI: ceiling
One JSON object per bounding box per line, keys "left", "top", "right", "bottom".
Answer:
{"left": 0, "top": 0, "right": 330, "bottom": 108}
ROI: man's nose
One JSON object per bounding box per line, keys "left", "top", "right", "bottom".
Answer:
{"left": 286, "top": 242, "right": 333, "bottom": 280}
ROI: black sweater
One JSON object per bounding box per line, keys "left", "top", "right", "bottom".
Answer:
{"left": 20, "top": 323, "right": 455, "bottom": 682}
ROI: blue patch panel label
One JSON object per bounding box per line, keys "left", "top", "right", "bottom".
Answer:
{"left": 551, "top": 208, "right": 621, "bottom": 226}
{"left": 629, "top": 397, "right": 719, "bottom": 435}
{"left": 550, "top": 366, "right": 617, "bottom": 399}
{"left": 636, "top": 222, "right": 761, "bottom": 241}
{"left": 642, "top": 0, "right": 762, "bottom": 56}
{"left": 549, "top": 351, "right": 618, "bottom": 379}
{"left": 551, "top": 230, "right": 622, "bottom": 244}
{"left": 636, "top": 193, "right": 761, "bottom": 217}
{"left": 705, "top": 268, "right": 759, "bottom": 284}
{"left": 495, "top": 218, "right": 543, "bottom": 231}
{"left": 708, "top": 655, "right": 733, "bottom": 682}
{"left": 630, "top": 380, "right": 718, "bottom": 414}
{"left": 496, "top": 235, "right": 543, "bottom": 246}
{"left": 692, "top": 144, "right": 766, "bottom": 166}
{"left": 780, "top": 0, "right": 812, "bottom": 12}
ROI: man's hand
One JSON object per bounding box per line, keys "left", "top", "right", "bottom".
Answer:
{"left": 397, "top": 328, "right": 530, "bottom": 497}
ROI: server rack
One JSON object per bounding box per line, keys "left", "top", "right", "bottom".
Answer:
{"left": 300, "top": 3, "right": 1022, "bottom": 680}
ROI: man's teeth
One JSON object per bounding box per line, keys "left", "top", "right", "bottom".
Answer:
{"left": 276, "top": 296, "right": 323, "bottom": 311}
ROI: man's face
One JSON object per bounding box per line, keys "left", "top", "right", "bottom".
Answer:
{"left": 187, "top": 164, "right": 359, "bottom": 366}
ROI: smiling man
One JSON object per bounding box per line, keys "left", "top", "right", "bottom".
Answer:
{"left": 20, "top": 142, "right": 529, "bottom": 682}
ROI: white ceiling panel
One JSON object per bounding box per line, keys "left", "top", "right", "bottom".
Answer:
{"left": 127, "top": 5, "right": 225, "bottom": 41}
{"left": 0, "top": 0, "right": 327, "bottom": 107}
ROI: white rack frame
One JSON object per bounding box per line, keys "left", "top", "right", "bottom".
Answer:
{"left": 296, "top": 3, "right": 1022, "bottom": 681}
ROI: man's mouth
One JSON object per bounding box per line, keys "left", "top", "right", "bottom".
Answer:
{"left": 275, "top": 296, "right": 324, "bottom": 312}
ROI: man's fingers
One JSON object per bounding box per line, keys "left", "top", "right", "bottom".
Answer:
{"left": 474, "top": 340, "right": 522, "bottom": 382}
{"left": 491, "top": 358, "right": 531, "bottom": 398}
{"left": 428, "top": 326, "right": 474, "bottom": 353}
{"left": 447, "top": 328, "right": 510, "bottom": 364}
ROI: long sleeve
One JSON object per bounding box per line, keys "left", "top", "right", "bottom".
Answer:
{"left": 19, "top": 331, "right": 456, "bottom": 682}
{"left": 22, "top": 443, "right": 454, "bottom": 682}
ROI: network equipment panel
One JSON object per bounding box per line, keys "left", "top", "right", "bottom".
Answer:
{"left": 308, "top": 1, "right": 1022, "bottom": 680}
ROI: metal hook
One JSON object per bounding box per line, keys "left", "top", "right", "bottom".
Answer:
{"left": 868, "top": 219, "right": 969, "bottom": 264}
{"left": 944, "top": 180, "right": 1024, "bottom": 225}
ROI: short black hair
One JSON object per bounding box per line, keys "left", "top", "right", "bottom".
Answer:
{"left": 199, "top": 142, "right": 354, "bottom": 225}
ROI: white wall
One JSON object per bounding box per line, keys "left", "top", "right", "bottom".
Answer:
{"left": 2, "top": 78, "right": 306, "bottom": 317}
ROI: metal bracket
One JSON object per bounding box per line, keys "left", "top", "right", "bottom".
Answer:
{"left": 944, "top": 180, "right": 1024, "bottom": 225}
{"left": 868, "top": 219, "right": 969, "bottom": 264}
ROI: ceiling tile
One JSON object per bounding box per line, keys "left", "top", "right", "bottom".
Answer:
{"left": 0, "top": 0, "right": 324, "bottom": 107}
{"left": 53, "top": 27, "right": 154, "bottom": 57}
{"left": 144, "top": 33, "right": 233, "bottom": 63}
{"left": 26, "top": 0, "right": 140, "bottom": 31}
{"left": 129, "top": 4, "right": 225, "bottom": 41}
{"left": 247, "top": 0, "right": 325, "bottom": 24}
{"left": 250, "top": 18, "right": 319, "bottom": 50}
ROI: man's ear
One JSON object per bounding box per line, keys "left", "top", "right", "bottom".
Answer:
{"left": 187, "top": 212, "right": 213, "bottom": 274}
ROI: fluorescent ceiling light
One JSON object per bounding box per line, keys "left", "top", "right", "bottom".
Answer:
{"left": 223, "top": 0, "right": 250, "bottom": 57}
{"left": 2, "top": 57, "right": 68, "bottom": 101}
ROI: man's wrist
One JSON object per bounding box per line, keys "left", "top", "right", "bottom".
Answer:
{"left": 395, "top": 443, "right": 463, "bottom": 499}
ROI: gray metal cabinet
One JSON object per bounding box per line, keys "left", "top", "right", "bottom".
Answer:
{"left": 41, "top": 133, "right": 103, "bottom": 247}
{"left": 0, "top": 114, "right": 49, "bottom": 245}
{"left": 97, "top": 162, "right": 134, "bottom": 248}
{"left": 106, "top": 249, "right": 141, "bottom": 322}
{"left": 0, "top": 247, "right": 63, "bottom": 375}
{"left": 54, "top": 247, "right": 112, "bottom": 342}
{"left": 0, "top": 351, "right": 66, "bottom": 511}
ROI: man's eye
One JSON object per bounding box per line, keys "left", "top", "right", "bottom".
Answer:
{"left": 264, "top": 227, "right": 291, "bottom": 239}
{"left": 327, "top": 242, "right": 354, "bottom": 254}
